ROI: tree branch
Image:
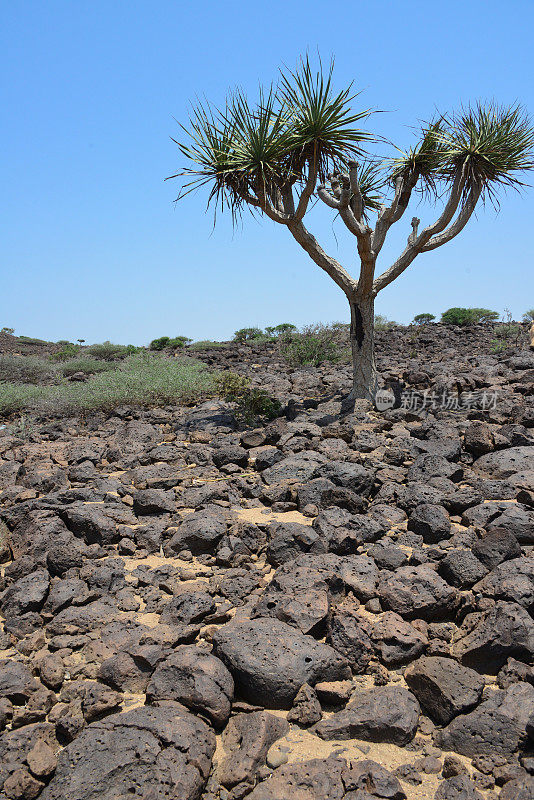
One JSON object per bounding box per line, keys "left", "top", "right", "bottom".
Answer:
{"left": 421, "top": 184, "right": 481, "bottom": 251}
{"left": 348, "top": 161, "right": 363, "bottom": 220}
{"left": 254, "top": 175, "right": 292, "bottom": 224}
{"left": 287, "top": 219, "right": 358, "bottom": 298}
{"left": 294, "top": 154, "right": 318, "bottom": 221}
{"left": 372, "top": 168, "right": 466, "bottom": 294}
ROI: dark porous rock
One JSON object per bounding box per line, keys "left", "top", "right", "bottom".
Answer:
{"left": 442, "top": 487, "right": 483, "bottom": 515}
{"left": 326, "top": 600, "right": 374, "bottom": 673}
{"left": 266, "top": 521, "right": 327, "bottom": 567}
{"left": 434, "top": 775, "right": 484, "bottom": 799}
{"left": 219, "top": 711, "right": 289, "bottom": 788}
{"left": 474, "top": 447, "right": 534, "bottom": 478}
{"left": 408, "top": 504, "right": 451, "bottom": 544}
{"left": 212, "top": 618, "right": 351, "bottom": 709}
{"left": 404, "top": 656, "right": 485, "bottom": 725}
{"left": 165, "top": 511, "right": 227, "bottom": 555}
{"left": 463, "top": 502, "right": 534, "bottom": 544}
{"left": 213, "top": 444, "right": 249, "bottom": 468}
{"left": 252, "top": 586, "right": 330, "bottom": 636}
{"left": 132, "top": 488, "right": 175, "bottom": 515}
{"left": 498, "top": 657, "right": 534, "bottom": 689}
{"left": 313, "top": 508, "right": 385, "bottom": 547}
{"left": 439, "top": 550, "right": 488, "bottom": 589}
{"left": 0, "top": 722, "right": 58, "bottom": 793}
{"left": 80, "top": 681, "right": 122, "bottom": 723}
{"left": 500, "top": 774, "right": 534, "bottom": 799}
{"left": 0, "top": 660, "right": 40, "bottom": 703}
{"left": 339, "top": 555, "right": 380, "bottom": 602}
{"left": 408, "top": 454, "right": 463, "bottom": 484}
{"left": 471, "top": 527, "right": 521, "bottom": 571}
{"left": 437, "top": 681, "right": 534, "bottom": 756}
{"left": 464, "top": 422, "right": 495, "bottom": 456}
{"left": 247, "top": 757, "right": 354, "bottom": 800}
{"left": 314, "top": 686, "right": 420, "bottom": 745}
{"left": 39, "top": 706, "right": 215, "bottom": 800}
{"left": 451, "top": 601, "right": 534, "bottom": 672}
{"left": 261, "top": 454, "right": 324, "bottom": 485}
{"left": 146, "top": 645, "right": 234, "bottom": 728}
{"left": 349, "top": 759, "right": 406, "bottom": 799}
{"left": 46, "top": 541, "right": 85, "bottom": 576}
{"left": 287, "top": 683, "right": 322, "bottom": 726}
{"left": 378, "top": 565, "right": 458, "bottom": 621}
{"left": 370, "top": 611, "right": 428, "bottom": 667}
{"left": 472, "top": 557, "right": 534, "bottom": 610}
{"left": 160, "top": 590, "right": 216, "bottom": 627}
{"left": 367, "top": 542, "right": 408, "bottom": 571}
{"left": 1, "top": 568, "right": 50, "bottom": 618}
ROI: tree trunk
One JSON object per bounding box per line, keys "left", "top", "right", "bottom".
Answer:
{"left": 348, "top": 294, "right": 377, "bottom": 400}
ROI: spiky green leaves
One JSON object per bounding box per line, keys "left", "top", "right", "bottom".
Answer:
{"left": 440, "top": 103, "right": 534, "bottom": 204}
{"left": 169, "top": 56, "right": 372, "bottom": 221}
{"left": 278, "top": 56, "right": 373, "bottom": 182}
{"left": 388, "top": 104, "right": 534, "bottom": 205}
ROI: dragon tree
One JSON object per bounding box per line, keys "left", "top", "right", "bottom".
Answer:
{"left": 170, "top": 57, "right": 534, "bottom": 400}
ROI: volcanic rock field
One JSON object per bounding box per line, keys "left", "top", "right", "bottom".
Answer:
{"left": 1, "top": 323, "right": 534, "bottom": 800}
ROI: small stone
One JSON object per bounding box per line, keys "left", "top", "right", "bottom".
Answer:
{"left": 27, "top": 738, "right": 58, "bottom": 778}
{"left": 4, "top": 768, "right": 44, "bottom": 800}
{"left": 266, "top": 745, "right": 289, "bottom": 769}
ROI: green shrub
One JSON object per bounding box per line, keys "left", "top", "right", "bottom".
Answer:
{"left": 149, "top": 336, "right": 170, "bottom": 351}
{"left": 441, "top": 307, "right": 499, "bottom": 326}
{"left": 50, "top": 344, "right": 80, "bottom": 362}
{"left": 0, "top": 354, "right": 215, "bottom": 416}
{"left": 0, "top": 355, "right": 54, "bottom": 384}
{"left": 1, "top": 327, "right": 15, "bottom": 335}
{"left": 84, "top": 341, "right": 132, "bottom": 361}
{"left": 216, "top": 371, "right": 281, "bottom": 423}
{"left": 279, "top": 323, "right": 341, "bottom": 366}
{"left": 189, "top": 340, "right": 228, "bottom": 350}
{"left": 58, "top": 359, "right": 115, "bottom": 377}
{"left": 374, "top": 315, "right": 397, "bottom": 331}
{"left": 233, "top": 327, "right": 264, "bottom": 343}
{"left": 18, "top": 336, "right": 48, "bottom": 345}
{"left": 413, "top": 313, "right": 435, "bottom": 325}
{"left": 265, "top": 323, "right": 297, "bottom": 337}
{"left": 523, "top": 309, "right": 534, "bottom": 322}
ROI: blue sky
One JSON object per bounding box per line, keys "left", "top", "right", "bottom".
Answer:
{"left": 1, "top": 0, "right": 533, "bottom": 345}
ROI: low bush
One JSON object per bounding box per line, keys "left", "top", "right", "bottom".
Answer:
{"left": 18, "top": 336, "right": 48, "bottom": 345}
{"left": 58, "top": 359, "right": 115, "bottom": 377}
{"left": 413, "top": 313, "right": 435, "bottom": 325}
{"left": 84, "top": 341, "right": 134, "bottom": 360}
{"left": 374, "top": 315, "right": 398, "bottom": 331}
{"left": 523, "top": 309, "right": 534, "bottom": 322}
{"left": 441, "top": 307, "right": 499, "bottom": 325}
{"left": 216, "top": 371, "right": 281, "bottom": 423}
{"left": 265, "top": 323, "right": 297, "bottom": 336}
{"left": 279, "top": 323, "right": 342, "bottom": 366}
{"left": 233, "top": 327, "right": 264, "bottom": 343}
{"left": 0, "top": 354, "right": 215, "bottom": 416}
{"left": 189, "top": 340, "right": 228, "bottom": 350}
{"left": 50, "top": 344, "right": 80, "bottom": 362}
{"left": 0, "top": 356, "right": 54, "bottom": 384}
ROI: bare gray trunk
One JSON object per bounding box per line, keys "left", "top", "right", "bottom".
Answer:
{"left": 348, "top": 295, "right": 377, "bottom": 401}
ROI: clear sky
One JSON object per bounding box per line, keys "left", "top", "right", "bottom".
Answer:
{"left": 2, "top": 0, "right": 533, "bottom": 345}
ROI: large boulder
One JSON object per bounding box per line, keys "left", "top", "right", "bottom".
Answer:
{"left": 146, "top": 645, "right": 234, "bottom": 728}
{"left": 437, "top": 681, "right": 534, "bottom": 756}
{"left": 473, "top": 557, "right": 534, "bottom": 610}
{"left": 474, "top": 447, "right": 534, "bottom": 478}
{"left": 39, "top": 706, "right": 215, "bottom": 800}
{"left": 212, "top": 618, "right": 351, "bottom": 709}
{"left": 247, "top": 757, "right": 406, "bottom": 800}
{"left": 378, "top": 565, "right": 458, "bottom": 620}
{"left": 451, "top": 601, "right": 534, "bottom": 672}
{"left": 404, "top": 656, "right": 484, "bottom": 725}
{"left": 314, "top": 686, "right": 420, "bottom": 745}
{"left": 219, "top": 711, "right": 289, "bottom": 788}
